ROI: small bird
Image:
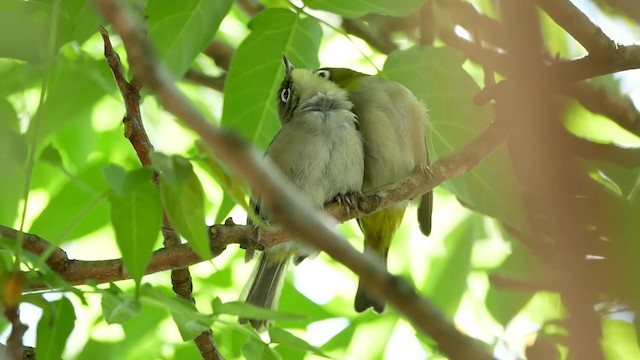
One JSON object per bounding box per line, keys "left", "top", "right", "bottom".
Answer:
{"left": 240, "top": 55, "right": 364, "bottom": 331}
{"left": 315, "top": 67, "right": 433, "bottom": 313}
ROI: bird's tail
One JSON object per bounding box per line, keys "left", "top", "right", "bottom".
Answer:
{"left": 240, "top": 252, "right": 289, "bottom": 331}
{"left": 417, "top": 190, "right": 433, "bottom": 236}
{"left": 355, "top": 206, "right": 405, "bottom": 313}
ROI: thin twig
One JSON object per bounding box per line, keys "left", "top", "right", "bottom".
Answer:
{"left": 93, "top": 1, "right": 495, "bottom": 357}
{"left": 185, "top": 70, "right": 225, "bottom": 92}
{"left": 99, "top": 26, "right": 223, "bottom": 360}
{"left": 203, "top": 40, "right": 234, "bottom": 71}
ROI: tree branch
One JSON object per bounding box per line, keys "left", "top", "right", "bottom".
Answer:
{"left": 99, "top": 26, "right": 223, "bottom": 360}
{"left": 184, "top": 69, "right": 225, "bottom": 92}
{"left": 534, "top": 0, "right": 617, "bottom": 57}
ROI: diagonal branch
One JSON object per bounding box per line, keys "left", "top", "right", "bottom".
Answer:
{"left": 533, "top": 0, "right": 616, "bottom": 57}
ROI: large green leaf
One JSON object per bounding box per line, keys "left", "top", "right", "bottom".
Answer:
{"left": 29, "top": 162, "right": 110, "bottom": 242}
{"left": 31, "top": 57, "right": 112, "bottom": 144}
{"left": 382, "top": 46, "right": 527, "bottom": 231}
{"left": 0, "top": 0, "right": 66, "bottom": 63}
{"left": 61, "top": 0, "right": 101, "bottom": 44}
{"left": 105, "top": 166, "right": 162, "bottom": 286}
{"left": 36, "top": 297, "right": 76, "bottom": 360}
{"left": 151, "top": 153, "right": 210, "bottom": 260}
{"left": 304, "top": 0, "right": 427, "bottom": 18}
{"left": 146, "top": 0, "right": 233, "bottom": 78}
{"left": 422, "top": 213, "right": 479, "bottom": 319}
{"left": 221, "top": 8, "right": 322, "bottom": 149}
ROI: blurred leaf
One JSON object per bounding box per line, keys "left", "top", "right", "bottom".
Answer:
{"left": 0, "top": 126, "right": 27, "bottom": 165}
{"left": 146, "top": 0, "right": 233, "bottom": 78}
{"left": 0, "top": 98, "right": 19, "bottom": 131}
{"left": 603, "top": 318, "right": 640, "bottom": 360}
{"left": 151, "top": 153, "right": 210, "bottom": 260}
{"left": 422, "top": 213, "right": 478, "bottom": 318}
{"left": 100, "top": 283, "right": 141, "bottom": 324}
{"left": 242, "top": 336, "right": 282, "bottom": 360}
{"left": 31, "top": 57, "right": 112, "bottom": 144}
{"left": 106, "top": 167, "right": 162, "bottom": 286}
{"left": 382, "top": 46, "right": 527, "bottom": 231}
{"left": 277, "top": 281, "right": 335, "bottom": 327}
{"left": 0, "top": 0, "right": 67, "bottom": 63}
{"left": 36, "top": 297, "right": 76, "bottom": 360}
{"left": 269, "top": 327, "right": 329, "bottom": 358}
{"left": 0, "top": 60, "right": 41, "bottom": 97}
{"left": 564, "top": 100, "right": 640, "bottom": 147}
{"left": 103, "top": 164, "right": 127, "bottom": 194}
{"left": 78, "top": 297, "right": 168, "bottom": 360}
{"left": 140, "top": 284, "right": 213, "bottom": 341}
{"left": 39, "top": 143, "right": 64, "bottom": 168}
{"left": 30, "top": 162, "right": 110, "bottom": 241}
{"left": 304, "top": 0, "right": 427, "bottom": 18}
{"left": 61, "top": 0, "right": 100, "bottom": 44}
{"left": 221, "top": 8, "right": 322, "bottom": 149}
{"left": 485, "top": 231, "right": 553, "bottom": 326}
{"left": 195, "top": 141, "right": 252, "bottom": 223}
{"left": 0, "top": 128, "right": 26, "bottom": 225}
{"left": 212, "top": 298, "right": 305, "bottom": 322}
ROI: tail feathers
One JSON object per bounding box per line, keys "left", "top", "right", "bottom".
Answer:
{"left": 417, "top": 191, "right": 433, "bottom": 236}
{"left": 354, "top": 246, "right": 388, "bottom": 313}
{"left": 355, "top": 280, "right": 385, "bottom": 313}
{"left": 240, "top": 253, "right": 289, "bottom": 331}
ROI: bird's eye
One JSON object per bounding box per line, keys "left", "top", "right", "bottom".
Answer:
{"left": 280, "top": 88, "right": 291, "bottom": 103}
{"left": 316, "top": 69, "right": 330, "bottom": 79}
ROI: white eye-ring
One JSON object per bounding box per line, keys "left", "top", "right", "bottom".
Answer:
{"left": 316, "top": 69, "right": 330, "bottom": 79}
{"left": 280, "top": 88, "right": 291, "bottom": 103}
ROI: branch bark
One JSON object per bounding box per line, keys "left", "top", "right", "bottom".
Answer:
{"left": 99, "top": 26, "right": 223, "bottom": 360}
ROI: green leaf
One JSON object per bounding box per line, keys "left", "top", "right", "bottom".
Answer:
{"left": 242, "top": 337, "right": 282, "bottom": 360}
{"left": 485, "top": 230, "right": 553, "bottom": 326}
{"left": 39, "top": 143, "right": 64, "bottom": 168}
{"left": 36, "top": 297, "right": 76, "bottom": 360}
{"left": 103, "top": 164, "right": 128, "bottom": 195}
{"left": 107, "top": 167, "right": 162, "bottom": 286}
{"left": 31, "top": 57, "right": 112, "bottom": 144}
{"left": 146, "top": 0, "right": 233, "bottom": 78}
{"left": 303, "top": 0, "right": 428, "bottom": 18}
{"left": 212, "top": 298, "right": 305, "bottom": 322}
{"left": 0, "top": 0, "right": 66, "bottom": 63}
{"left": 0, "top": 60, "right": 40, "bottom": 98}
{"left": 151, "top": 153, "right": 210, "bottom": 259}
{"left": 61, "top": 0, "right": 101, "bottom": 44}
{"left": 0, "top": 127, "right": 26, "bottom": 225}
{"left": 140, "top": 284, "right": 213, "bottom": 341}
{"left": 382, "top": 46, "right": 527, "bottom": 231}
{"left": 269, "top": 327, "right": 329, "bottom": 358}
{"left": 422, "top": 213, "right": 478, "bottom": 318}
{"left": 0, "top": 98, "right": 19, "bottom": 131}
{"left": 30, "top": 162, "right": 110, "bottom": 242}
{"left": 221, "top": 8, "right": 322, "bottom": 149}
{"left": 195, "top": 140, "right": 251, "bottom": 224}
{"left": 603, "top": 319, "right": 640, "bottom": 360}
{"left": 100, "top": 284, "right": 141, "bottom": 324}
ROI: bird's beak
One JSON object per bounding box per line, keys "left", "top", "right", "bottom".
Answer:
{"left": 282, "top": 53, "right": 294, "bottom": 77}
